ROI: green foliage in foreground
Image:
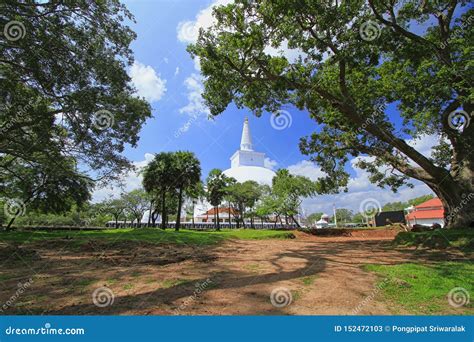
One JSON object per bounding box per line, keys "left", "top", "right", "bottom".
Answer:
{"left": 0, "top": 228, "right": 295, "bottom": 246}
{"left": 364, "top": 262, "right": 473, "bottom": 315}
{"left": 394, "top": 229, "right": 474, "bottom": 252}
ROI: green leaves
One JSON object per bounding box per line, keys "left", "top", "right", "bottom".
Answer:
{"left": 143, "top": 151, "right": 202, "bottom": 228}
{"left": 206, "top": 169, "right": 231, "bottom": 207}
{"left": 189, "top": 0, "right": 473, "bottom": 201}
{"left": 1, "top": 0, "right": 152, "bottom": 186}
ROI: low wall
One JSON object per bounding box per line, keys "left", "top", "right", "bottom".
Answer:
{"left": 8, "top": 223, "right": 298, "bottom": 231}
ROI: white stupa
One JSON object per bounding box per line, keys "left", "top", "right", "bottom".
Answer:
{"left": 222, "top": 117, "right": 276, "bottom": 185}
{"left": 193, "top": 117, "right": 276, "bottom": 222}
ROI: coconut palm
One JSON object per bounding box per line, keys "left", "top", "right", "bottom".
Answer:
{"left": 172, "top": 151, "right": 201, "bottom": 231}
{"left": 143, "top": 152, "right": 175, "bottom": 229}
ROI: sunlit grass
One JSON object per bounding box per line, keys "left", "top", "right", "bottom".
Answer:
{"left": 364, "top": 262, "right": 474, "bottom": 315}
{"left": 394, "top": 229, "right": 473, "bottom": 252}
{"left": 0, "top": 228, "right": 295, "bottom": 246}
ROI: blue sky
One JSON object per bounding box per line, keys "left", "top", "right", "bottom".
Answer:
{"left": 94, "top": 0, "right": 437, "bottom": 215}
{"left": 122, "top": 0, "right": 316, "bottom": 174}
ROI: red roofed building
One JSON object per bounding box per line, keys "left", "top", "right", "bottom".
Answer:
{"left": 405, "top": 198, "right": 445, "bottom": 227}
{"left": 195, "top": 207, "right": 238, "bottom": 223}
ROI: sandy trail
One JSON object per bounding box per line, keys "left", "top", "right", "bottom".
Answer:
{"left": 0, "top": 231, "right": 462, "bottom": 315}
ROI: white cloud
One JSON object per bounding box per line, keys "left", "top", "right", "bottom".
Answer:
{"left": 406, "top": 134, "right": 439, "bottom": 161}
{"left": 179, "top": 73, "right": 210, "bottom": 118}
{"left": 177, "top": 0, "right": 233, "bottom": 44}
{"left": 288, "top": 160, "right": 325, "bottom": 181}
{"left": 193, "top": 56, "right": 201, "bottom": 71}
{"left": 92, "top": 153, "right": 154, "bottom": 202}
{"left": 174, "top": 67, "right": 180, "bottom": 76}
{"left": 301, "top": 183, "right": 433, "bottom": 218}
{"left": 264, "top": 158, "right": 278, "bottom": 170}
{"left": 178, "top": 0, "right": 305, "bottom": 63}
{"left": 129, "top": 61, "right": 167, "bottom": 103}
{"left": 264, "top": 40, "right": 306, "bottom": 64}
{"left": 286, "top": 158, "right": 433, "bottom": 217}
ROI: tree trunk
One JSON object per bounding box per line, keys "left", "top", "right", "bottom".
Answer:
{"left": 115, "top": 216, "right": 118, "bottom": 229}
{"left": 151, "top": 210, "right": 158, "bottom": 226}
{"left": 148, "top": 200, "right": 153, "bottom": 227}
{"left": 175, "top": 187, "right": 183, "bottom": 231}
{"left": 6, "top": 216, "right": 16, "bottom": 231}
{"left": 228, "top": 202, "right": 231, "bottom": 226}
{"left": 161, "top": 190, "right": 166, "bottom": 230}
{"left": 291, "top": 215, "right": 301, "bottom": 228}
{"left": 240, "top": 204, "right": 246, "bottom": 229}
{"left": 213, "top": 207, "right": 217, "bottom": 229}
{"left": 430, "top": 177, "right": 474, "bottom": 228}
{"left": 216, "top": 205, "right": 220, "bottom": 231}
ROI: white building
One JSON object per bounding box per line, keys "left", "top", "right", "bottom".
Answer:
{"left": 194, "top": 117, "right": 276, "bottom": 222}
{"left": 222, "top": 117, "right": 276, "bottom": 185}
{"left": 315, "top": 213, "right": 330, "bottom": 229}
{"left": 405, "top": 197, "right": 445, "bottom": 228}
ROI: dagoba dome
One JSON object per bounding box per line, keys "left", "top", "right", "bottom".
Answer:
{"left": 222, "top": 117, "right": 276, "bottom": 185}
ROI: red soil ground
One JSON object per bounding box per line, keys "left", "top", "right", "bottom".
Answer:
{"left": 0, "top": 229, "right": 465, "bottom": 315}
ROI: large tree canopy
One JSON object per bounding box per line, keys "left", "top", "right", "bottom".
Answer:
{"left": 188, "top": 0, "right": 473, "bottom": 228}
{"left": 1, "top": 0, "right": 152, "bottom": 187}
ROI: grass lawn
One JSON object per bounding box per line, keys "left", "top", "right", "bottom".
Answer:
{"left": 394, "top": 228, "right": 473, "bottom": 252}
{"left": 0, "top": 228, "right": 295, "bottom": 246}
{"left": 364, "top": 262, "right": 473, "bottom": 315}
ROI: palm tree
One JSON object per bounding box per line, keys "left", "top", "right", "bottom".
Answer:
{"left": 173, "top": 151, "right": 201, "bottom": 231}
{"left": 143, "top": 152, "right": 174, "bottom": 229}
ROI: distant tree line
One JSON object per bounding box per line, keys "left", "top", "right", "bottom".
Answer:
{"left": 304, "top": 194, "right": 434, "bottom": 226}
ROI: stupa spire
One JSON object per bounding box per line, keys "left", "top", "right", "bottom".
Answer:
{"left": 240, "top": 117, "right": 253, "bottom": 151}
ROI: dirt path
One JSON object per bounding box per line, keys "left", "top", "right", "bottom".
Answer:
{"left": 0, "top": 231, "right": 464, "bottom": 315}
